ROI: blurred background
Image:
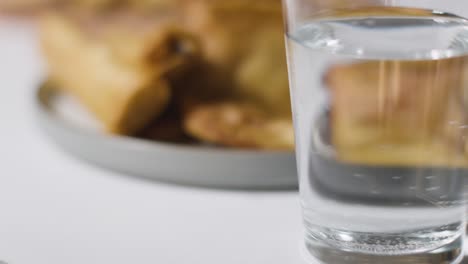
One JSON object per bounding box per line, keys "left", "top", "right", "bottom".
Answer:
{"left": 0, "top": 1, "right": 303, "bottom": 264}
{"left": 4, "top": 1, "right": 468, "bottom": 264}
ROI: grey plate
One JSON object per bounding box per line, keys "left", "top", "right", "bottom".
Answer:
{"left": 35, "top": 84, "right": 298, "bottom": 190}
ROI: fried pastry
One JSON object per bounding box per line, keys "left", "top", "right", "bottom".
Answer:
{"left": 180, "top": 0, "right": 291, "bottom": 116}
{"left": 184, "top": 102, "right": 294, "bottom": 150}
{"left": 173, "top": 0, "right": 295, "bottom": 148}
{"left": 40, "top": 11, "right": 198, "bottom": 134}
{"left": 327, "top": 58, "right": 468, "bottom": 167}
{"left": 39, "top": 0, "right": 296, "bottom": 150}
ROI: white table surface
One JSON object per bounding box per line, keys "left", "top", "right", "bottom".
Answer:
{"left": 0, "top": 18, "right": 304, "bottom": 264}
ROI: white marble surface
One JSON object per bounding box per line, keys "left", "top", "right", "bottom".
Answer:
{"left": 0, "top": 19, "right": 304, "bottom": 264}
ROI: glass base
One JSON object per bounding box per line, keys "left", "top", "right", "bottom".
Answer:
{"left": 303, "top": 225, "right": 465, "bottom": 264}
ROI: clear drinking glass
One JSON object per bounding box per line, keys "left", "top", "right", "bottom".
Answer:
{"left": 282, "top": 0, "right": 468, "bottom": 263}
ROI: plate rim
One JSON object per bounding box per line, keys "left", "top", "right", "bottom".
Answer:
{"left": 36, "top": 83, "right": 295, "bottom": 157}
{"left": 34, "top": 83, "right": 298, "bottom": 189}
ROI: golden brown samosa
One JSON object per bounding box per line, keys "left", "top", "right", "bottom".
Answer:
{"left": 175, "top": 0, "right": 294, "bottom": 149}
{"left": 180, "top": 0, "right": 291, "bottom": 116}
{"left": 184, "top": 102, "right": 294, "bottom": 150}
{"left": 40, "top": 10, "right": 198, "bottom": 134}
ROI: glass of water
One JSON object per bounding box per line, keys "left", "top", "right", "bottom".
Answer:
{"left": 283, "top": 0, "right": 468, "bottom": 263}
